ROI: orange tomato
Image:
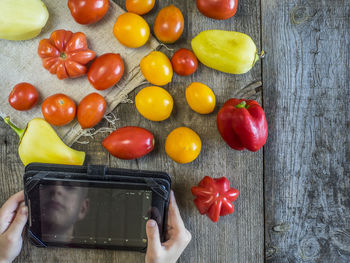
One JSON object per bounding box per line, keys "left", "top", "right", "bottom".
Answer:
{"left": 126, "top": 0, "right": 155, "bottom": 15}
{"left": 186, "top": 82, "right": 216, "bottom": 114}
{"left": 140, "top": 51, "right": 173, "bottom": 86}
{"left": 113, "top": 12, "right": 150, "bottom": 48}
{"left": 165, "top": 127, "right": 202, "bottom": 164}
{"left": 153, "top": 5, "right": 184, "bottom": 44}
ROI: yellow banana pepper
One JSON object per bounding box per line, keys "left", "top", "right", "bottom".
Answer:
{"left": 0, "top": 0, "right": 49, "bottom": 41}
{"left": 191, "top": 30, "right": 264, "bottom": 74}
{"left": 4, "top": 117, "right": 85, "bottom": 166}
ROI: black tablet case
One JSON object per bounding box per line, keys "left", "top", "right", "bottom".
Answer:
{"left": 23, "top": 163, "right": 171, "bottom": 252}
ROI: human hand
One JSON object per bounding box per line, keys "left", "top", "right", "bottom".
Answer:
{"left": 145, "top": 190, "right": 191, "bottom": 263}
{"left": 0, "top": 191, "right": 28, "bottom": 263}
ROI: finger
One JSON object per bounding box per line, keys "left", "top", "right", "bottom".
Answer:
{"left": 167, "top": 190, "right": 185, "bottom": 230}
{"left": 5, "top": 203, "right": 28, "bottom": 239}
{"left": 146, "top": 220, "right": 162, "bottom": 254}
{"left": 0, "top": 191, "right": 25, "bottom": 215}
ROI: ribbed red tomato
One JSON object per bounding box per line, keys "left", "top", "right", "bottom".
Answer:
{"left": 8, "top": 82, "right": 39, "bottom": 111}
{"left": 88, "top": 53, "right": 124, "bottom": 90}
{"left": 68, "top": 0, "right": 109, "bottom": 25}
{"left": 196, "top": 0, "right": 238, "bottom": 20}
{"left": 41, "top": 94, "right": 76, "bottom": 126}
{"left": 77, "top": 93, "right": 106, "bottom": 129}
{"left": 171, "top": 48, "right": 198, "bottom": 76}
{"left": 102, "top": 126, "right": 155, "bottom": 160}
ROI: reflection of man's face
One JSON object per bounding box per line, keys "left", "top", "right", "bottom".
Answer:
{"left": 40, "top": 183, "right": 89, "bottom": 234}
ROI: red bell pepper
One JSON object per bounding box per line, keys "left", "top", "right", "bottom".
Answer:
{"left": 217, "top": 99, "right": 268, "bottom": 152}
{"left": 191, "top": 176, "right": 239, "bottom": 222}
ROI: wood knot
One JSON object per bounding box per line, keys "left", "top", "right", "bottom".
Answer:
{"left": 298, "top": 237, "right": 320, "bottom": 260}
{"left": 272, "top": 223, "right": 290, "bottom": 233}
{"left": 290, "top": 5, "right": 311, "bottom": 25}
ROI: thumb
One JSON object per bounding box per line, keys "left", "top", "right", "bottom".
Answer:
{"left": 5, "top": 203, "right": 28, "bottom": 238}
{"left": 146, "top": 220, "right": 162, "bottom": 253}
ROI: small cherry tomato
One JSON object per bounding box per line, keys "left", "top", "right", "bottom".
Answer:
{"left": 186, "top": 82, "right": 216, "bottom": 114}
{"left": 135, "top": 86, "right": 173, "bottom": 121}
{"left": 77, "top": 93, "right": 106, "bottom": 129}
{"left": 68, "top": 0, "right": 109, "bottom": 25}
{"left": 140, "top": 51, "right": 173, "bottom": 86}
{"left": 196, "top": 0, "right": 238, "bottom": 20}
{"left": 8, "top": 82, "right": 39, "bottom": 111}
{"left": 102, "top": 126, "right": 155, "bottom": 160}
{"left": 42, "top": 94, "right": 76, "bottom": 126}
{"left": 165, "top": 127, "right": 202, "bottom": 164}
{"left": 154, "top": 5, "right": 184, "bottom": 43}
{"left": 113, "top": 12, "right": 150, "bottom": 48}
{"left": 171, "top": 48, "right": 198, "bottom": 76}
{"left": 88, "top": 53, "right": 124, "bottom": 90}
{"left": 126, "top": 0, "right": 155, "bottom": 15}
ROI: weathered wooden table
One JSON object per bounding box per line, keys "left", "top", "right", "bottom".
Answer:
{"left": 0, "top": 0, "right": 349, "bottom": 262}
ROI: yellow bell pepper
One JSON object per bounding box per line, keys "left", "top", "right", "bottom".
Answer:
{"left": 191, "top": 30, "right": 264, "bottom": 74}
{"left": 0, "top": 0, "right": 49, "bottom": 41}
{"left": 4, "top": 117, "right": 85, "bottom": 166}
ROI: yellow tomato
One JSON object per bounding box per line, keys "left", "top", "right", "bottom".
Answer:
{"left": 185, "top": 82, "right": 216, "bottom": 114}
{"left": 126, "top": 0, "right": 155, "bottom": 15}
{"left": 165, "top": 127, "right": 202, "bottom": 164}
{"left": 113, "top": 12, "right": 150, "bottom": 48}
{"left": 135, "top": 86, "right": 174, "bottom": 121}
{"left": 140, "top": 51, "right": 173, "bottom": 86}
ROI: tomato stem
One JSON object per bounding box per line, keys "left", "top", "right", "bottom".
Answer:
{"left": 60, "top": 52, "right": 67, "bottom": 59}
{"left": 3, "top": 117, "right": 25, "bottom": 139}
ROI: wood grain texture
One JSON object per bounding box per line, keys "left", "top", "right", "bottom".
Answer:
{"left": 0, "top": 0, "right": 264, "bottom": 263}
{"left": 262, "top": 0, "right": 350, "bottom": 262}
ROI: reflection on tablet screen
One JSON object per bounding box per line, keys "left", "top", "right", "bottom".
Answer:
{"left": 39, "top": 183, "right": 152, "bottom": 247}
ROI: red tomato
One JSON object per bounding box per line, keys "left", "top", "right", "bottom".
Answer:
{"left": 102, "top": 126, "right": 154, "bottom": 160}
{"left": 42, "top": 94, "right": 76, "bottom": 126}
{"left": 153, "top": 5, "right": 184, "bottom": 44}
{"left": 68, "top": 0, "right": 109, "bottom": 25}
{"left": 126, "top": 0, "right": 155, "bottom": 15}
{"left": 8, "top": 82, "right": 39, "bottom": 111}
{"left": 196, "top": 0, "right": 238, "bottom": 20}
{"left": 171, "top": 48, "right": 198, "bottom": 76}
{"left": 77, "top": 93, "right": 106, "bottom": 129}
{"left": 88, "top": 53, "right": 124, "bottom": 90}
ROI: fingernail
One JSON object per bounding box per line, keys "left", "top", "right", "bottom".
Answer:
{"left": 20, "top": 201, "right": 26, "bottom": 207}
{"left": 21, "top": 206, "right": 28, "bottom": 216}
{"left": 147, "top": 220, "right": 156, "bottom": 228}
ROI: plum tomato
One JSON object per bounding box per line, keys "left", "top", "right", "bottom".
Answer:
{"left": 68, "top": 0, "right": 109, "bottom": 25}
{"left": 140, "top": 51, "right": 173, "bottom": 86}
{"left": 113, "top": 12, "right": 150, "bottom": 48}
{"left": 102, "top": 126, "right": 155, "bottom": 160}
{"left": 126, "top": 0, "right": 155, "bottom": 15}
{"left": 153, "top": 5, "right": 184, "bottom": 43}
{"left": 171, "top": 48, "right": 198, "bottom": 76}
{"left": 8, "top": 82, "right": 39, "bottom": 111}
{"left": 196, "top": 0, "right": 238, "bottom": 20}
{"left": 77, "top": 93, "right": 106, "bottom": 129}
{"left": 186, "top": 82, "right": 216, "bottom": 114}
{"left": 88, "top": 53, "right": 124, "bottom": 90}
{"left": 135, "top": 86, "right": 174, "bottom": 121}
{"left": 42, "top": 94, "right": 76, "bottom": 126}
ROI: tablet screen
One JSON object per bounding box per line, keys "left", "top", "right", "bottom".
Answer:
{"left": 39, "top": 183, "right": 152, "bottom": 247}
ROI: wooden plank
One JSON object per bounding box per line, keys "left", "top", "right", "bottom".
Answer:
{"left": 109, "top": 0, "right": 264, "bottom": 262}
{"left": 262, "top": 0, "right": 350, "bottom": 262}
